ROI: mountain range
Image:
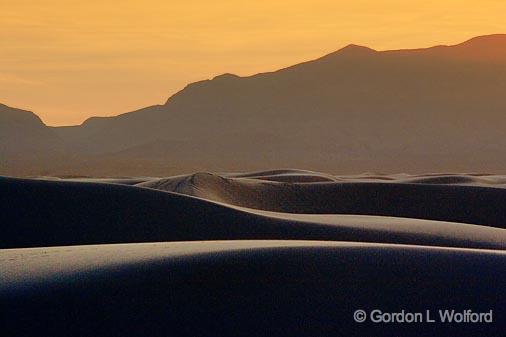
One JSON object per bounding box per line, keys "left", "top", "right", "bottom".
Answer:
{"left": 2, "top": 34, "right": 506, "bottom": 176}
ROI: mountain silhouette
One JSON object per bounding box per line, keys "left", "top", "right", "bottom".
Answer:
{"left": 0, "top": 104, "right": 66, "bottom": 175}
{"left": 2, "top": 34, "right": 506, "bottom": 176}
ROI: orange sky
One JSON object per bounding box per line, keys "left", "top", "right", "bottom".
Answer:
{"left": 1, "top": 0, "right": 505, "bottom": 126}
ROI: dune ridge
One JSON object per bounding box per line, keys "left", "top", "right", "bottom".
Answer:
{"left": 135, "top": 170, "right": 506, "bottom": 215}
{"left": 2, "top": 170, "right": 506, "bottom": 250}
{"left": 1, "top": 240, "right": 505, "bottom": 336}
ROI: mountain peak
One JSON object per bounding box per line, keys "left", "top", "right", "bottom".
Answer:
{"left": 212, "top": 73, "right": 240, "bottom": 81}
{"left": 338, "top": 44, "right": 376, "bottom": 54}
{"left": 318, "top": 44, "right": 376, "bottom": 61}
{"left": 313, "top": 44, "right": 376, "bottom": 64}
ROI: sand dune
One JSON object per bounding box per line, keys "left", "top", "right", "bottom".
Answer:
{"left": 2, "top": 171, "right": 506, "bottom": 250}
{"left": 135, "top": 171, "right": 506, "bottom": 227}
{"left": 1, "top": 170, "right": 505, "bottom": 335}
{"left": 1, "top": 240, "right": 505, "bottom": 336}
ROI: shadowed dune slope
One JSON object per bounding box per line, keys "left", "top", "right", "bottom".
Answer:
{"left": 1, "top": 241, "right": 505, "bottom": 336}
{"left": 2, "top": 172, "right": 506, "bottom": 249}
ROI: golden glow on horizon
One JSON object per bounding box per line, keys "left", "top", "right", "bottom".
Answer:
{"left": 1, "top": 0, "right": 505, "bottom": 125}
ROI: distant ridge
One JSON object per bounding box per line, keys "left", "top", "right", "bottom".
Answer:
{"left": 2, "top": 34, "right": 506, "bottom": 176}
{"left": 383, "top": 34, "right": 506, "bottom": 60}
